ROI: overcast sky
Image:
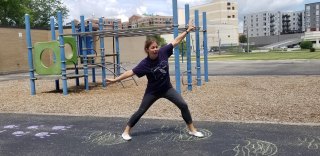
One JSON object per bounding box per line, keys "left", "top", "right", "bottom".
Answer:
{"left": 61, "top": 0, "right": 319, "bottom": 32}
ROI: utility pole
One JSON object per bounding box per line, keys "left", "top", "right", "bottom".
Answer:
{"left": 247, "top": 25, "right": 250, "bottom": 53}
{"left": 191, "top": 35, "right": 195, "bottom": 53}
{"left": 218, "top": 30, "right": 221, "bottom": 55}
{"left": 181, "top": 41, "right": 184, "bottom": 63}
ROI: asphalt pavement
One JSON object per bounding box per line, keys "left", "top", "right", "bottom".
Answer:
{"left": 1, "top": 113, "right": 320, "bottom": 156}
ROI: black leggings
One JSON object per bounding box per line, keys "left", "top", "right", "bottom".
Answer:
{"left": 127, "top": 88, "right": 193, "bottom": 127}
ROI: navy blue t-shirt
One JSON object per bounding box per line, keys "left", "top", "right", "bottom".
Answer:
{"left": 132, "top": 43, "right": 174, "bottom": 95}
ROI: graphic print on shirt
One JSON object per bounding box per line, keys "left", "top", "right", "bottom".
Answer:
{"left": 151, "top": 61, "right": 168, "bottom": 80}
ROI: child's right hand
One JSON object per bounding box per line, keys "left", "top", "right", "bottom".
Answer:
{"left": 106, "top": 78, "right": 117, "bottom": 84}
{"left": 187, "top": 19, "right": 195, "bottom": 32}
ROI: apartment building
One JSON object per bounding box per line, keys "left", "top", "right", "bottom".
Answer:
{"left": 244, "top": 12, "right": 280, "bottom": 37}
{"left": 128, "top": 14, "right": 173, "bottom": 28}
{"left": 71, "top": 18, "right": 122, "bottom": 30}
{"left": 189, "top": 0, "right": 239, "bottom": 47}
{"left": 101, "top": 18, "right": 122, "bottom": 30}
{"left": 244, "top": 11, "right": 304, "bottom": 37}
{"left": 305, "top": 2, "right": 320, "bottom": 31}
{"left": 281, "top": 11, "right": 305, "bottom": 34}
{"left": 304, "top": 2, "right": 320, "bottom": 49}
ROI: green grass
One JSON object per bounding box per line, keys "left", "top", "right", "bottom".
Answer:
{"left": 175, "top": 50, "right": 320, "bottom": 61}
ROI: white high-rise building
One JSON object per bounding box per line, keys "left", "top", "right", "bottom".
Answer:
{"left": 162, "top": 0, "right": 239, "bottom": 50}
{"left": 190, "top": 0, "right": 239, "bottom": 48}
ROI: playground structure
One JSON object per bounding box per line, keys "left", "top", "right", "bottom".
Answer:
{"left": 24, "top": 0, "right": 209, "bottom": 95}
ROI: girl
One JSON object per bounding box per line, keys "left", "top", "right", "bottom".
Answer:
{"left": 107, "top": 20, "right": 204, "bottom": 141}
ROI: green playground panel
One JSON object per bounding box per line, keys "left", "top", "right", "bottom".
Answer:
{"left": 33, "top": 37, "right": 78, "bottom": 75}
{"left": 34, "top": 41, "right": 61, "bottom": 75}
{"left": 63, "top": 36, "right": 78, "bottom": 65}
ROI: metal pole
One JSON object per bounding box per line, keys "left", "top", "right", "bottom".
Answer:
{"left": 89, "top": 21, "right": 96, "bottom": 83}
{"left": 80, "top": 15, "right": 89, "bottom": 91}
{"left": 185, "top": 4, "right": 192, "bottom": 91}
{"left": 25, "top": 14, "right": 36, "bottom": 95}
{"left": 99, "top": 18, "right": 107, "bottom": 87}
{"left": 50, "top": 16, "right": 60, "bottom": 91}
{"left": 172, "top": 0, "right": 181, "bottom": 93}
{"left": 71, "top": 20, "right": 80, "bottom": 86}
{"left": 195, "top": 10, "right": 201, "bottom": 86}
{"left": 57, "top": 12, "right": 68, "bottom": 95}
{"left": 114, "top": 20, "right": 121, "bottom": 76}
{"left": 202, "top": 12, "right": 209, "bottom": 82}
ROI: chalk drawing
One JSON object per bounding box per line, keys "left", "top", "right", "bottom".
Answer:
{"left": 4, "top": 125, "right": 19, "bottom": 129}
{"left": 222, "top": 139, "right": 278, "bottom": 156}
{"left": 83, "top": 131, "right": 126, "bottom": 146}
{"left": 297, "top": 136, "right": 320, "bottom": 150}
{"left": 147, "top": 125, "right": 212, "bottom": 144}
{"left": 12, "top": 131, "right": 30, "bottom": 137}
{"left": 27, "top": 125, "right": 43, "bottom": 130}
{"left": 35, "top": 132, "right": 50, "bottom": 138}
{"left": 52, "top": 125, "right": 72, "bottom": 131}
{"left": 0, "top": 124, "right": 72, "bottom": 139}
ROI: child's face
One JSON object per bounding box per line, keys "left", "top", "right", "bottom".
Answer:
{"left": 146, "top": 42, "right": 159, "bottom": 59}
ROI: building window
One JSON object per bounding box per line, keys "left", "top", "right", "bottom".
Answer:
{"left": 232, "top": 15, "right": 235, "bottom": 18}
{"left": 227, "top": 16, "right": 231, "bottom": 18}
{"left": 232, "top": 7, "right": 235, "bottom": 10}
{"left": 227, "top": 2, "right": 230, "bottom": 5}
{"left": 306, "top": 11, "right": 310, "bottom": 16}
{"left": 227, "top": 7, "right": 230, "bottom": 10}
{"left": 306, "top": 6, "right": 310, "bottom": 11}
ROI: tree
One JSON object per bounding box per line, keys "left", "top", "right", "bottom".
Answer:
{"left": 179, "top": 40, "right": 187, "bottom": 56}
{"left": 0, "top": 0, "right": 31, "bottom": 26}
{"left": 147, "top": 35, "right": 167, "bottom": 47}
{"left": 0, "top": 0, "right": 69, "bottom": 28}
{"left": 28, "top": 0, "right": 69, "bottom": 27}
{"left": 239, "top": 34, "right": 247, "bottom": 43}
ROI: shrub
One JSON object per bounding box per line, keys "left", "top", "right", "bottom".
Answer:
{"left": 310, "top": 47, "right": 316, "bottom": 52}
{"left": 300, "top": 41, "right": 313, "bottom": 49}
